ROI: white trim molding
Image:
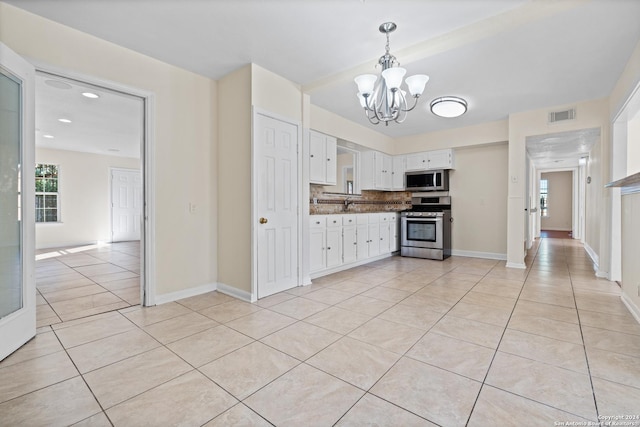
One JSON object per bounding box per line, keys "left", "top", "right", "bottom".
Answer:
{"left": 154, "top": 282, "right": 217, "bottom": 306}
{"left": 621, "top": 293, "right": 640, "bottom": 325}
{"left": 450, "top": 249, "right": 507, "bottom": 261}
{"left": 505, "top": 262, "right": 527, "bottom": 269}
{"left": 217, "top": 282, "right": 253, "bottom": 303}
{"left": 583, "top": 242, "right": 600, "bottom": 271}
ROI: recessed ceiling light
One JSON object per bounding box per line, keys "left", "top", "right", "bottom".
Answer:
{"left": 42, "top": 134, "right": 54, "bottom": 139}
{"left": 82, "top": 92, "right": 100, "bottom": 99}
{"left": 58, "top": 118, "right": 72, "bottom": 123}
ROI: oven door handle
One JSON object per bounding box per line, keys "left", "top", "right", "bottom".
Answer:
{"left": 404, "top": 216, "right": 443, "bottom": 223}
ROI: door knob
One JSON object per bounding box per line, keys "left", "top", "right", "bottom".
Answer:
{"left": 259, "top": 217, "right": 268, "bottom": 224}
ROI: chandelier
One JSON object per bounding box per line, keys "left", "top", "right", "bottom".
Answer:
{"left": 355, "top": 22, "right": 429, "bottom": 125}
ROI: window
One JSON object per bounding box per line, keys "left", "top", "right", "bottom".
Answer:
{"left": 35, "top": 163, "right": 59, "bottom": 222}
{"left": 540, "top": 179, "right": 548, "bottom": 217}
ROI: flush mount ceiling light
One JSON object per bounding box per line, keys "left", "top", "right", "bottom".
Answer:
{"left": 430, "top": 97, "right": 468, "bottom": 118}
{"left": 81, "top": 91, "right": 100, "bottom": 99}
{"left": 354, "top": 22, "right": 429, "bottom": 126}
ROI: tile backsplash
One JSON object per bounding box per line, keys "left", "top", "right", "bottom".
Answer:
{"left": 310, "top": 184, "right": 411, "bottom": 215}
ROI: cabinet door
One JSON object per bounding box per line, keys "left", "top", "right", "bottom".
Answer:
{"left": 326, "top": 227, "right": 342, "bottom": 268}
{"left": 356, "top": 224, "right": 369, "bottom": 260}
{"left": 309, "top": 131, "right": 326, "bottom": 183}
{"left": 342, "top": 225, "right": 357, "bottom": 264}
{"left": 427, "top": 149, "right": 453, "bottom": 169}
{"left": 406, "top": 152, "right": 428, "bottom": 171}
{"left": 368, "top": 223, "right": 381, "bottom": 257}
{"left": 382, "top": 154, "right": 393, "bottom": 190}
{"left": 325, "top": 136, "right": 337, "bottom": 185}
{"left": 379, "top": 222, "right": 391, "bottom": 253}
{"left": 392, "top": 155, "right": 406, "bottom": 190}
{"left": 309, "top": 227, "right": 326, "bottom": 273}
{"left": 360, "top": 151, "right": 376, "bottom": 190}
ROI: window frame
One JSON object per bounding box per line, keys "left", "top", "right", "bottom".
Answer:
{"left": 35, "top": 163, "right": 60, "bottom": 223}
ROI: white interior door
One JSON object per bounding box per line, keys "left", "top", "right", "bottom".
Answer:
{"left": 0, "top": 43, "right": 35, "bottom": 361}
{"left": 111, "top": 168, "right": 142, "bottom": 242}
{"left": 255, "top": 113, "right": 298, "bottom": 298}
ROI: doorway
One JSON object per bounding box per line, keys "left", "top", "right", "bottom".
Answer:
{"left": 32, "top": 68, "right": 152, "bottom": 326}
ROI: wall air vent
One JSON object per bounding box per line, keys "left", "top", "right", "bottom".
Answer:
{"left": 548, "top": 108, "right": 576, "bottom": 124}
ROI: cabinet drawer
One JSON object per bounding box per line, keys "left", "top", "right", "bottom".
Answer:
{"left": 342, "top": 215, "right": 356, "bottom": 226}
{"left": 310, "top": 216, "right": 326, "bottom": 228}
{"left": 368, "top": 213, "right": 380, "bottom": 223}
{"left": 326, "top": 215, "right": 342, "bottom": 227}
{"left": 356, "top": 213, "right": 369, "bottom": 225}
{"left": 379, "top": 213, "right": 390, "bottom": 222}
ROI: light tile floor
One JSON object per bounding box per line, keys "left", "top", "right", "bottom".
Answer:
{"left": 35, "top": 242, "right": 141, "bottom": 327}
{"left": 2, "top": 237, "right": 640, "bottom": 426}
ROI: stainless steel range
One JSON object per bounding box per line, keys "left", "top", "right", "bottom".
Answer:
{"left": 400, "top": 195, "right": 452, "bottom": 260}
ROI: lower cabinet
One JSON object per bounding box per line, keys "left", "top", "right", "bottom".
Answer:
{"left": 310, "top": 213, "right": 400, "bottom": 276}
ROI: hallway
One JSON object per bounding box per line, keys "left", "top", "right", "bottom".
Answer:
{"left": 1, "top": 237, "right": 639, "bottom": 426}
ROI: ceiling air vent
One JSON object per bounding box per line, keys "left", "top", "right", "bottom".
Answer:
{"left": 548, "top": 108, "right": 576, "bottom": 124}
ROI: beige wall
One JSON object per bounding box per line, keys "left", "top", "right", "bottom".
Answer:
{"left": 35, "top": 148, "right": 140, "bottom": 249}
{"left": 217, "top": 65, "right": 252, "bottom": 293}
{"left": 310, "top": 105, "right": 394, "bottom": 154}
{"left": 449, "top": 143, "right": 508, "bottom": 256}
{"left": 1, "top": 3, "right": 217, "bottom": 297}
{"left": 395, "top": 120, "right": 508, "bottom": 154}
{"left": 540, "top": 171, "right": 572, "bottom": 231}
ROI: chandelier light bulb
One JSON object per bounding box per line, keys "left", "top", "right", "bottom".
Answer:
{"left": 354, "top": 74, "right": 377, "bottom": 96}
{"left": 381, "top": 67, "right": 406, "bottom": 90}
{"left": 405, "top": 75, "right": 430, "bottom": 97}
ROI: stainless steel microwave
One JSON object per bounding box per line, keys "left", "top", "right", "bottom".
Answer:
{"left": 405, "top": 169, "right": 449, "bottom": 192}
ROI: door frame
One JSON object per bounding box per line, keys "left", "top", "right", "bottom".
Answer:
{"left": 251, "top": 107, "right": 302, "bottom": 301}
{"left": 30, "top": 61, "right": 157, "bottom": 306}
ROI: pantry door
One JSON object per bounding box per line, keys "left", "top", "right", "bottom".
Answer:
{"left": 255, "top": 112, "right": 299, "bottom": 298}
{"left": 0, "top": 43, "right": 36, "bottom": 361}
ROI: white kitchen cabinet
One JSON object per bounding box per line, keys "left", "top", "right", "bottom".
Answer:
{"left": 342, "top": 225, "right": 357, "bottom": 264}
{"left": 309, "top": 219, "right": 327, "bottom": 273}
{"left": 309, "top": 130, "right": 337, "bottom": 185}
{"left": 361, "top": 151, "right": 392, "bottom": 191}
{"left": 405, "top": 152, "right": 428, "bottom": 171}
{"left": 310, "top": 213, "right": 400, "bottom": 277}
{"left": 389, "top": 212, "right": 399, "bottom": 252}
{"left": 391, "top": 155, "right": 406, "bottom": 190}
{"left": 404, "top": 149, "right": 455, "bottom": 171}
{"left": 326, "top": 217, "right": 343, "bottom": 268}
{"left": 427, "top": 149, "right": 454, "bottom": 169}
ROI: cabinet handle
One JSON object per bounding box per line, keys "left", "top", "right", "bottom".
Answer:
{"left": 327, "top": 247, "right": 331, "bottom": 250}
{"left": 310, "top": 154, "right": 314, "bottom": 158}
{"left": 327, "top": 158, "right": 331, "bottom": 161}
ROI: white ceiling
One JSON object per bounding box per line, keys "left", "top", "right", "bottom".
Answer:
{"left": 526, "top": 128, "right": 599, "bottom": 169}
{"left": 35, "top": 73, "right": 143, "bottom": 158}
{"left": 11, "top": 0, "right": 640, "bottom": 161}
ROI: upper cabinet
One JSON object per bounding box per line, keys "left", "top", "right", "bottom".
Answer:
{"left": 406, "top": 149, "right": 454, "bottom": 171}
{"left": 361, "top": 151, "right": 392, "bottom": 191}
{"left": 391, "top": 155, "right": 406, "bottom": 190}
{"left": 309, "top": 130, "right": 337, "bottom": 185}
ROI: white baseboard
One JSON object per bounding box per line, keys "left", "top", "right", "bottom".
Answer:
{"left": 621, "top": 293, "right": 640, "bottom": 325}
{"left": 217, "top": 282, "right": 253, "bottom": 303}
{"left": 540, "top": 227, "right": 572, "bottom": 231}
{"left": 154, "top": 282, "right": 217, "bottom": 305}
{"left": 505, "top": 261, "right": 527, "bottom": 269}
{"left": 310, "top": 252, "right": 393, "bottom": 280}
{"left": 450, "top": 249, "right": 507, "bottom": 261}
{"left": 583, "top": 243, "right": 600, "bottom": 272}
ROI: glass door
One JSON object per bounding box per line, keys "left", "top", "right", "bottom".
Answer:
{"left": 0, "top": 42, "right": 35, "bottom": 361}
